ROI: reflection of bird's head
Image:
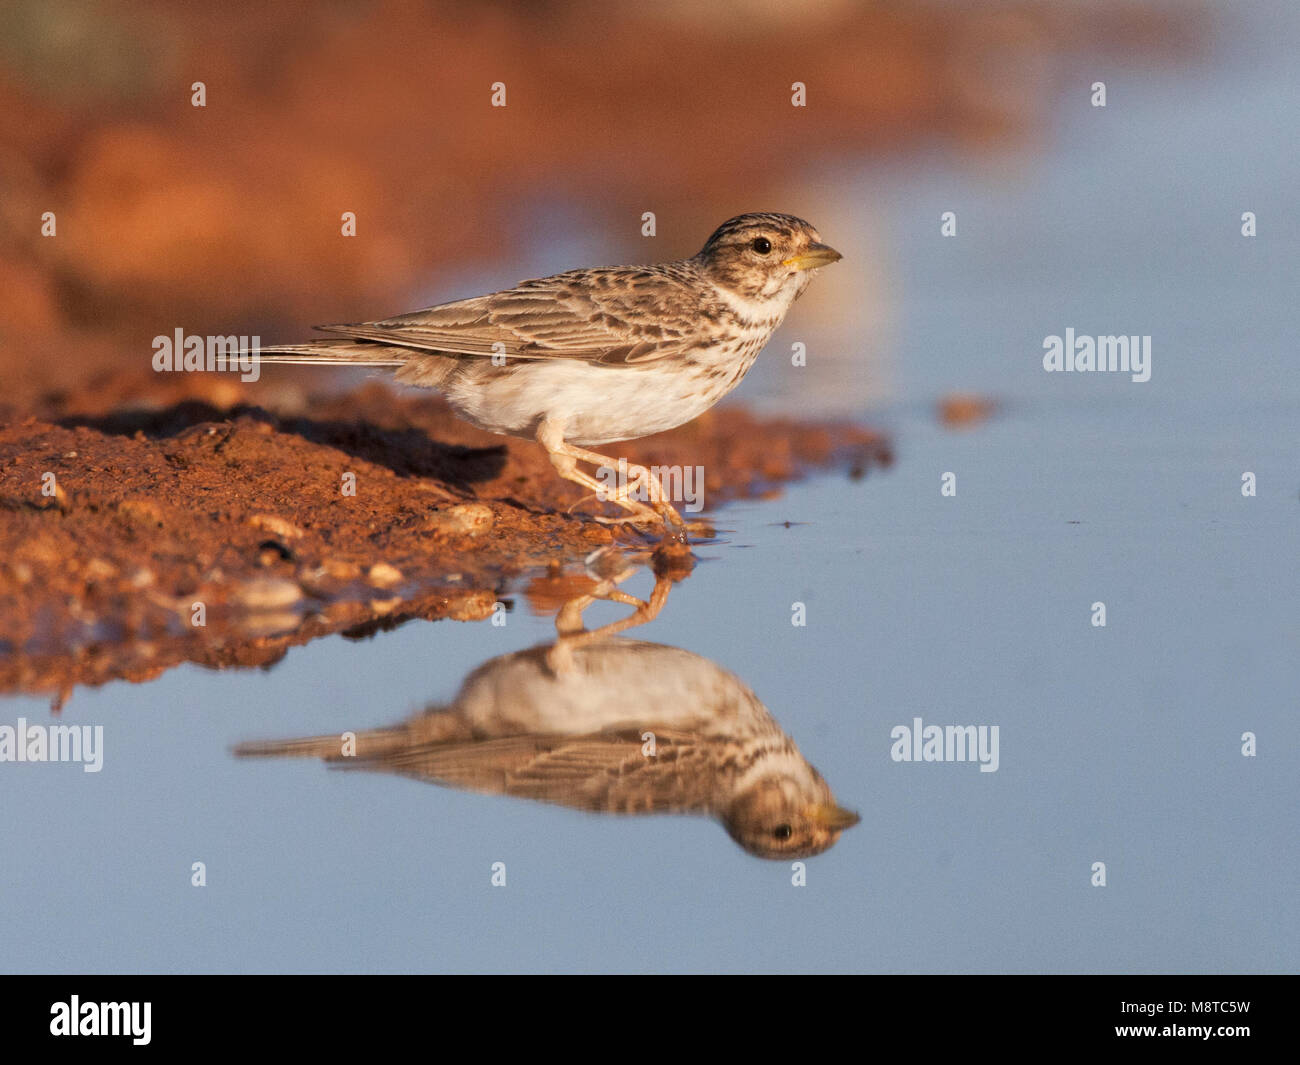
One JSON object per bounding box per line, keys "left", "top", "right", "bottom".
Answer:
{"left": 721, "top": 771, "right": 860, "bottom": 860}
{"left": 696, "top": 212, "right": 842, "bottom": 304}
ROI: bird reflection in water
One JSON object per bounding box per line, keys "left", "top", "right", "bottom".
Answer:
{"left": 235, "top": 548, "right": 858, "bottom": 859}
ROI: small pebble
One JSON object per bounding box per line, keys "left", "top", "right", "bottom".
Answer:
{"left": 424, "top": 503, "right": 495, "bottom": 536}
{"left": 367, "top": 562, "right": 403, "bottom": 588}
{"left": 234, "top": 577, "right": 303, "bottom": 610}
{"left": 247, "top": 513, "right": 304, "bottom": 539}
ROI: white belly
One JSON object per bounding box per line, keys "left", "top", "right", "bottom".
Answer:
{"left": 444, "top": 357, "right": 746, "bottom": 445}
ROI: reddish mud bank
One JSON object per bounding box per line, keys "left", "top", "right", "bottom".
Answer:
{"left": 0, "top": 386, "right": 890, "bottom": 702}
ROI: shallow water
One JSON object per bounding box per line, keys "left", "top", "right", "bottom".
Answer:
{"left": 2, "top": 3, "right": 1297, "bottom": 973}
{"left": 1, "top": 384, "right": 1292, "bottom": 972}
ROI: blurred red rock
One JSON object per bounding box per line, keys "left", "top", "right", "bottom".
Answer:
{"left": 938, "top": 393, "right": 997, "bottom": 429}
{"left": 0, "top": 0, "right": 1205, "bottom": 414}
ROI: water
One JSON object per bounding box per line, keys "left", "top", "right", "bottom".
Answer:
{"left": 2, "top": 393, "right": 1292, "bottom": 972}
{"left": 2, "top": 3, "right": 1297, "bottom": 973}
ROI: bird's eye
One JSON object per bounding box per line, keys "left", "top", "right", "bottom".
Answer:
{"left": 773, "top": 824, "right": 793, "bottom": 840}
{"left": 751, "top": 237, "right": 772, "bottom": 254}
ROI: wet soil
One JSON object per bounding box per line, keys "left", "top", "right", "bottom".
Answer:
{"left": 0, "top": 385, "right": 890, "bottom": 703}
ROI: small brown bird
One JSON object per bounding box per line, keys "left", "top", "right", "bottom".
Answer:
{"left": 252, "top": 212, "right": 841, "bottom": 530}
{"left": 234, "top": 573, "right": 859, "bottom": 859}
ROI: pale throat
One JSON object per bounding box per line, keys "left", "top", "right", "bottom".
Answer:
{"left": 708, "top": 277, "right": 799, "bottom": 325}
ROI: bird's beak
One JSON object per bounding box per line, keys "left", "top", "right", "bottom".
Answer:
{"left": 783, "top": 243, "right": 843, "bottom": 271}
{"left": 808, "top": 803, "right": 861, "bottom": 831}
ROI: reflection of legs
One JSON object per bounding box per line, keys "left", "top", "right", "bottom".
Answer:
{"left": 548, "top": 574, "right": 672, "bottom": 673}
{"left": 573, "top": 576, "right": 671, "bottom": 642}
{"left": 537, "top": 420, "right": 684, "bottom": 529}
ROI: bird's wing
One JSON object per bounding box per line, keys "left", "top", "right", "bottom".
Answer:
{"left": 315, "top": 267, "right": 706, "bottom": 366}
{"left": 341, "top": 727, "right": 721, "bottom": 815}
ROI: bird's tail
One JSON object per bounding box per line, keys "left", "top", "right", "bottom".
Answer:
{"left": 243, "top": 340, "right": 408, "bottom": 367}
{"left": 243, "top": 340, "right": 459, "bottom": 388}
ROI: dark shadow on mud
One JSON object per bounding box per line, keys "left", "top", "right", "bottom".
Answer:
{"left": 57, "top": 401, "right": 507, "bottom": 487}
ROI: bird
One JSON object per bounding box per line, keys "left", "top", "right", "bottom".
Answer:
{"left": 250, "top": 212, "right": 842, "bottom": 532}
{"left": 234, "top": 570, "right": 859, "bottom": 859}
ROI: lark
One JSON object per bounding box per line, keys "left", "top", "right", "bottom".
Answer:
{"left": 253, "top": 212, "right": 841, "bottom": 531}
{"left": 234, "top": 570, "right": 859, "bottom": 859}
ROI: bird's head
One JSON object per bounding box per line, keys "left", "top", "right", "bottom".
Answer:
{"left": 695, "top": 212, "right": 842, "bottom": 304}
{"left": 722, "top": 771, "right": 860, "bottom": 859}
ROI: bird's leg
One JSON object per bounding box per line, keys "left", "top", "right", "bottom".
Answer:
{"left": 548, "top": 448, "right": 662, "bottom": 524}
{"left": 537, "top": 421, "right": 678, "bottom": 527}
{"left": 579, "top": 455, "right": 691, "bottom": 537}
{"left": 591, "top": 462, "right": 689, "bottom": 538}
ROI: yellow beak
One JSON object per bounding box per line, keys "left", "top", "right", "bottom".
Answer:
{"left": 808, "top": 803, "right": 861, "bottom": 831}
{"left": 783, "top": 242, "right": 843, "bottom": 271}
